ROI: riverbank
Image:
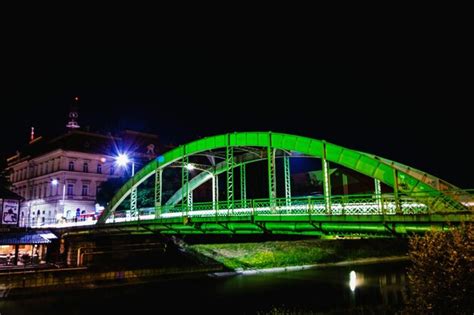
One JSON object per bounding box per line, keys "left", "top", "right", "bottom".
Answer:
{"left": 189, "top": 238, "right": 409, "bottom": 270}
{"left": 0, "top": 264, "right": 224, "bottom": 298}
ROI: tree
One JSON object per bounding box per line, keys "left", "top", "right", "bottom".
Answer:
{"left": 404, "top": 224, "right": 474, "bottom": 314}
{"left": 96, "top": 177, "right": 127, "bottom": 206}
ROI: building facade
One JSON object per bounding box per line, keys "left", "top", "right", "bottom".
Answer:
{"left": 6, "top": 129, "right": 159, "bottom": 227}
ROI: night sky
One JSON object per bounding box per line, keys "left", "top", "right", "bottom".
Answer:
{"left": 1, "top": 39, "right": 472, "bottom": 188}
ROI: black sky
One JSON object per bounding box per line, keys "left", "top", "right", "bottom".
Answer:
{"left": 1, "top": 27, "right": 472, "bottom": 188}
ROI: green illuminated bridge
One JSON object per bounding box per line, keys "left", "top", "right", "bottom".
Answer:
{"left": 92, "top": 132, "right": 473, "bottom": 236}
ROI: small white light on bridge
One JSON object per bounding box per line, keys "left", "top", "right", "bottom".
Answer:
{"left": 186, "top": 164, "right": 195, "bottom": 171}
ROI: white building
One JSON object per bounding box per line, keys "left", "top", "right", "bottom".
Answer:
{"left": 6, "top": 130, "right": 126, "bottom": 227}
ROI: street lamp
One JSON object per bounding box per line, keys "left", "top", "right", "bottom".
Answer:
{"left": 115, "top": 153, "right": 137, "bottom": 218}
{"left": 50, "top": 178, "right": 64, "bottom": 224}
{"left": 116, "top": 153, "right": 135, "bottom": 176}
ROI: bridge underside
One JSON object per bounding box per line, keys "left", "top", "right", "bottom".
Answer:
{"left": 72, "top": 212, "right": 473, "bottom": 237}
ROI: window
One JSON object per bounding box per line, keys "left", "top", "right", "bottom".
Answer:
{"left": 45, "top": 163, "right": 49, "bottom": 174}
{"left": 82, "top": 185, "right": 89, "bottom": 196}
{"left": 67, "top": 183, "right": 74, "bottom": 196}
{"left": 83, "top": 162, "right": 88, "bottom": 173}
{"left": 97, "top": 164, "right": 102, "bottom": 174}
{"left": 69, "top": 161, "right": 75, "bottom": 171}
{"left": 110, "top": 165, "right": 115, "bottom": 175}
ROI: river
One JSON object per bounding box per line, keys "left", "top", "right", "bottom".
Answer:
{"left": 0, "top": 261, "right": 409, "bottom": 314}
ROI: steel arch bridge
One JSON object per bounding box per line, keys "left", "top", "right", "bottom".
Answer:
{"left": 96, "top": 132, "right": 473, "bottom": 236}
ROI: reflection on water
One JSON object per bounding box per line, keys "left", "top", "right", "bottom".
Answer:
{"left": 349, "top": 270, "right": 357, "bottom": 291}
{"left": 0, "top": 262, "right": 409, "bottom": 314}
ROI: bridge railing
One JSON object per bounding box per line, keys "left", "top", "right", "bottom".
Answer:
{"left": 106, "top": 189, "right": 473, "bottom": 223}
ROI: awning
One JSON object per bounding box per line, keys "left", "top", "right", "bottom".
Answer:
{"left": 0, "top": 230, "right": 57, "bottom": 245}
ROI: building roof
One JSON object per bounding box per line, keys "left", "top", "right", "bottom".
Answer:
{"left": 6, "top": 129, "right": 161, "bottom": 167}
{"left": 0, "top": 230, "right": 56, "bottom": 245}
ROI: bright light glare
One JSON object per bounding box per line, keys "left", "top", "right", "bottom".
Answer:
{"left": 116, "top": 154, "right": 130, "bottom": 167}
{"left": 186, "top": 164, "right": 195, "bottom": 171}
{"left": 51, "top": 179, "right": 58, "bottom": 186}
{"left": 350, "top": 270, "right": 357, "bottom": 291}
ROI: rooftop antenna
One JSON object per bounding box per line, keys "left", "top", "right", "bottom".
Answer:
{"left": 30, "top": 126, "right": 35, "bottom": 141}
{"left": 66, "top": 96, "right": 81, "bottom": 130}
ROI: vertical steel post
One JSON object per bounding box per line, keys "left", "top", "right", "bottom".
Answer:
{"left": 374, "top": 178, "right": 382, "bottom": 214}
{"left": 212, "top": 172, "right": 218, "bottom": 211}
{"left": 322, "top": 141, "right": 332, "bottom": 214}
{"left": 154, "top": 168, "right": 162, "bottom": 218}
{"left": 267, "top": 133, "right": 276, "bottom": 209}
{"left": 393, "top": 169, "right": 401, "bottom": 214}
{"left": 240, "top": 164, "right": 247, "bottom": 206}
{"left": 283, "top": 155, "right": 292, "bottom": 207}
{"left": 182, "top": 154, "right": 189, "bottom": 214}
{"left": 226, "top": 135, "right": 234, "bottom": 210}
{"left": 130, "top": 162, "right": 137, "bottom": 218}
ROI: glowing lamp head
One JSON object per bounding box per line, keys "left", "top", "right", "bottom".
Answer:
{"left": 51, "top": 179, "right": 58, "bottom": 186}
{"left": 186, "top": 164, "right": 195, "bottom": 171}
{"left": 100, "top": 157, "right": 107, "bottom": 163}
{"left": 116, "top": 154, "right": 130, "bottom": 167}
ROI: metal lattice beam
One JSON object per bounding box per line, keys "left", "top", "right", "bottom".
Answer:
{"left": 284, "top": 155, "right": 291, "bottom": 206}
{"left": 226, "top": 139, "right": 234, "bottom": 209}
{"left": 374, "top": 178, "right": 382, "bottom": 213}
{"left": 267, "top": 133, "right": 276, "bottom": 204}
{"left": 182, "top": 155, "right": 189, "bottom": 213}
{"left": 154, "top": 168, "right": 162, "bottom": 218}
{"left": 212, "top": 174, "right": 218, "bottom": 210}
{"left": 322, "top": 141, "right": 332, "bottom": 214}
{"left": 130, "top": 187, "right": 137, "bottom": 217}
{"left": 240, "top": 164, "right": 247, "bottom": 204}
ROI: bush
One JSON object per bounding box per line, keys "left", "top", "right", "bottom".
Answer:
{"left": 404, "top": 224, "right": 473, "bottom": 314}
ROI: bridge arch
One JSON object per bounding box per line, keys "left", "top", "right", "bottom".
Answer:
{"left": 98, "top": 132, "right": 468, "bottom": 223}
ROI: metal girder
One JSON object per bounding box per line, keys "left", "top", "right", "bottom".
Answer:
{"left": 267, "top": 144, "right": 277, "bottom": 202}
{"left": 155, "top": 168, "right": 162, "bottom": 218}
{"left": 393, "top": 169, "right": 401, "bottom": 214}
{"left": 284, "top": 155, "right": 291, "bottom": 206}
{"left": 374, "top": 178, "right": 383, "bottom": 214}
{"left": 226, "top": 139, "right": 234, "bottom": 209}
{"left": 322, "top": 141, "right": 332, "bottom": 214}
{"left": 182, "top": 155, "right": 190, "bottom": 213}
{"left": 240, "top": 164, "right": 247, "bottom": 203}
{"left": 212, "top": 174, "right": 218, "bottom": 210}
{"left": 130, "top": 187, "right": 137, "bottom": 217}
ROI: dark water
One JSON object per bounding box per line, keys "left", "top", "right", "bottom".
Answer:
{"left": 0, "top": 262, "right": 408, "bottom": 315}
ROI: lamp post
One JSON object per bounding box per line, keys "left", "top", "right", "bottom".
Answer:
{"left": 116, "top": 153, "right": 137, "bottom": 218}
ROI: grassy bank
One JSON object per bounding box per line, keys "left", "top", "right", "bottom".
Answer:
{"left": 189, "top": 238, "right": 408, "bottom": 270}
